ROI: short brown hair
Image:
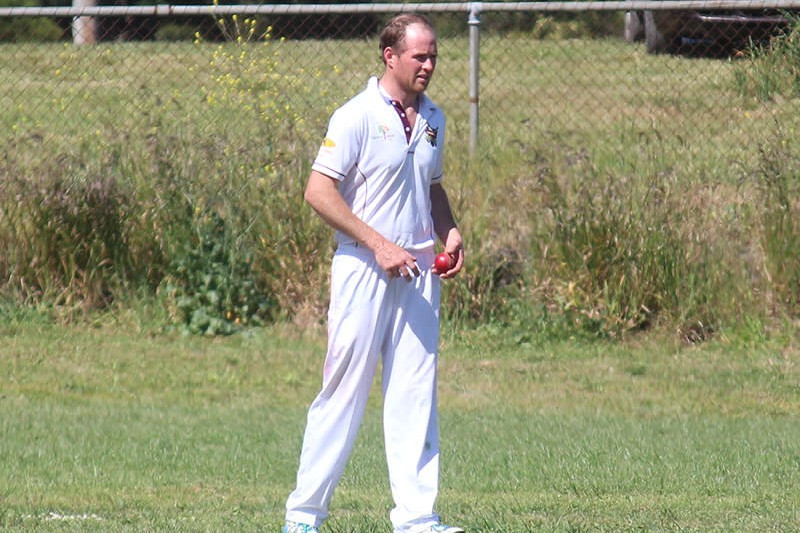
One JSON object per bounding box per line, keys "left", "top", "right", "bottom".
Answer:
{"left": 379, "top": 13, "right": 435, "bottom": 58}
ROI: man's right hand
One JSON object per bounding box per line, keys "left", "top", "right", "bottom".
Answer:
{"left": 374, "top": 240, "right": 419, "bottom": 280}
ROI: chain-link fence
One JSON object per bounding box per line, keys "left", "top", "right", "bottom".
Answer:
{"left": 2, "top": 2, "right": 799, "bottom": 167}
{"left": 2, "top": 1, "right": 800, "bottom": 331}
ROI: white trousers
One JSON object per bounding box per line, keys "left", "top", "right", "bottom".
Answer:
{"left": 285, "top": 244, "right": 441, "bottom": 533}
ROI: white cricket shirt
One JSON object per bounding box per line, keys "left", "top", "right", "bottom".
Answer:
{"left": 312, "top": 76, "right": 445, "bottom": 251}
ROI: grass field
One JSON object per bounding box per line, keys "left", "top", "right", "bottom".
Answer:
{"left": 1, "top": 317, "right": 798, "bottom": 532}
{"left": 1, "top": 30, "right": 799, "bottom": 531}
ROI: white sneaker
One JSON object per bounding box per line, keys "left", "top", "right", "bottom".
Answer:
{"left": 424, "top": 525, "right": 465, "bottom": 533}
{"left": 282, "top": 521, "right": 319, "bottom": 533}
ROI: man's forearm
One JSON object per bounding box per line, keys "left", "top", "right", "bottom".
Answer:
{"left": 304, "top": 170, "right": 387, "bottom": 252}
{"left": 430, "top": 183, "right": 458, "bottom": 243}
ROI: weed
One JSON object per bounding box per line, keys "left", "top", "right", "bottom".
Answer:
{"left": 161, "top": 210, "right": 273, "bottom": 336}
{"left": 753, "top": 126, "right": 800, "bottom": 315}
{"left": 733, "top": 13, "right": 800, "bottom": 102}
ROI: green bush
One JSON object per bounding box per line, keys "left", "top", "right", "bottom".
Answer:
{"left": 0, "top": 17, "right": 63, "bottom": 42}
{"left": 161, "top": 211, "right": 273, "bottom": 336}
{"left": 154, "top": 22, "right": 199, "bottom": 42}
{"left": 531, "top": 12, "right": 622, "bottom": 40}
{"left": 0, "top": 1, "right": 63, "bottom": 42}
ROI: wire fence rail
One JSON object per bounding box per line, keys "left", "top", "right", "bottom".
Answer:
{"left": 2, "top": 1, "right": 800, "bottom": 15}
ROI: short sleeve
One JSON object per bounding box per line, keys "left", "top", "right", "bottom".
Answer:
{"left": 311, "top": 105, "right": 363, "bottom": 181}
{"left": 429, "top": 116, "right": 446, "bottom": 184}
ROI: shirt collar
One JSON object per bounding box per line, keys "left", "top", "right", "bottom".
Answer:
{"left": 370, "top": 76, "right": 429, "bottom": 111}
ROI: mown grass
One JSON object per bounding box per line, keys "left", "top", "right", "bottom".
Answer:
{"left": 0, "top": 320, "right": 798, "bottom": 532}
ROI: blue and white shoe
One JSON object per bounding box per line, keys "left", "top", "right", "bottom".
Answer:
{"left": 282, "top": 521, "right": 319, "bottom": 533}
{"left": 423, "top": 525, "right": 465, "bottom": 533}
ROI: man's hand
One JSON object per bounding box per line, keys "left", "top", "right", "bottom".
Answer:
{"left": 437, "top": 227, "right": 464, "bottom": 279}
{"left": 374, "top": 240, "right": 420, "bottom": 280}
{"left": 430, "top": 183, "right": 463, "bottom": 279}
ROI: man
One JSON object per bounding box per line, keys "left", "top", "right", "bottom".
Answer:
{"left": 282, "top": 13, "right": 465, "bottom": 533}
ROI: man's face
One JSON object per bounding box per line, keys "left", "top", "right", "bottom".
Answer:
{"left": 386, "top": 23, "right": 437, "bottom": 95}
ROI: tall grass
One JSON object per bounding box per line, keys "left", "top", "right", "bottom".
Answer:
{"left": 752, "top": 126, "right": 800, "bottom": 316}
{"left": 733, "top": 13, "right": 800, "bottom": 103}
{"left": 1, "top": 31, "right": 800, "bottom": 340}
{"left": 443, "top": 133, "right": 763, "bottom": 342}
{"left": 1, "top": 20, "right": 336, "bottom": 333}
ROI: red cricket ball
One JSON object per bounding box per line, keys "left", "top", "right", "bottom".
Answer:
{"left": 434, "top": 252, "right": 453, "bottom": 272}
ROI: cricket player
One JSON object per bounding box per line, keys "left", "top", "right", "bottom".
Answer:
{"left": 282, "top": 12, "right": 465, "bottom": 533}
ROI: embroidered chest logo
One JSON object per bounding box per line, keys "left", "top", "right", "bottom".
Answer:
{"left": 424, "top": 125, "right": 438, "bottom": 147}
{"left": 373, "top": 124, "right": 395, "bottom": 142}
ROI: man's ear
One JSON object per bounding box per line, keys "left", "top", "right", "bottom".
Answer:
{"left": 382, "top": 46, "right": 395, "bottom": 67}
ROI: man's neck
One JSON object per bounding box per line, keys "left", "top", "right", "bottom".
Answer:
{"left": 378, "top": 78, "right": 420, "bottom": 110}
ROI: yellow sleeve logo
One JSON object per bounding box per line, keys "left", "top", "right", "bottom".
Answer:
{"left": 322, "top": 137, "right": 336, "bottom": 148}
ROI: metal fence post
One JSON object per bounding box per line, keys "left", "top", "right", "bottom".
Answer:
{"left": 468, "top": 2, "right": 481, "bottom": 155}
{"left": 72, "top": 0, "right": 97, "bottom": 45}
